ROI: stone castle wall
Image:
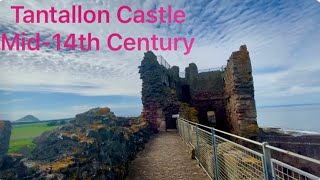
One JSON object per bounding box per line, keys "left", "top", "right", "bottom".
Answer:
{"left": 139, "top": 45, "right": 259, "bottom": 138}
{"left": 184, "top": 62, "right": 227, "bottom": 129}
{"left": 224, "top": 45, "right": 258, "bottom": 138}
{"left": 139, "top": 52, "right": 180, "bottom": 132}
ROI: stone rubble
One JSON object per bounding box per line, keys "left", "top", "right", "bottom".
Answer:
{"left": 0, "top": 120, "right": 11, "bottom": 170}
{"left": 0, "top": 107, "right": 152, "bottom": 179}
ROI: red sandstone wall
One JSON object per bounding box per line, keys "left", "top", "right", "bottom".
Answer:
{"left": 224, "top": 45, "right": 258, "bottom": 138}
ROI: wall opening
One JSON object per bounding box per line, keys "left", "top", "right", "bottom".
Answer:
{"left": 164, "top": 106, "right": 179, "bottom": 130}
{"left": 207, "top": 111, "right": 216, "bottom": 127}
{"left": 181, "top": 85, "right": 191, "bottom": 103}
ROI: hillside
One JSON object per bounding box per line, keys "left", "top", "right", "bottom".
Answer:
{"left": 16, "top": 115, "right": 40, "bottom": 123}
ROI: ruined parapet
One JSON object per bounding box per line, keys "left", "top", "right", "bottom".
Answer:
{"left": 0, "top": 120, "right": 11, "bottom": 168}
{"left": 185, "top": 63, "right": 226, "bottom": 127}
{"left": 189, "top": 71, "right": 224, "bottom": 99}
{"left": 140, "top": 47, "right": 258, "bottom": 134}
{"left": 140, "top": 53, "right": 182, "bottom": 131}
{"left": 185, "top": 63, "right": 198, "bottom": 82}
{"left": 139, "top": 51, "right": 175, "bottom": 132}
{"left": 224, "top": 45, "right": 258, "bottom": 138}
{"left": 171, "top": 66, "right": 180, "bottom": 79}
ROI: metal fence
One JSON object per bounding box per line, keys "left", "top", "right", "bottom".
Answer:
{"left": 198, "top": 66, "right": 226, "bottom": 73}
{"left": 177, "top": 117, "right": 320, "bottom": 180}
{"left": 179, "top": 66, "right": 226, "bottom": 78}
{"left": 157, "top": 55, "right": 171, "bottom": 69}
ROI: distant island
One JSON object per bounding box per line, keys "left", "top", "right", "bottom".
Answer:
{"left": 16, "top": 115, "right": 40, "bottom": 122}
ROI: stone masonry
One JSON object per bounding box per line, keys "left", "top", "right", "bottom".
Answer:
{"left": 139, "top": 51, "right": 180, "bottom": 132}
{"left": 224, "top": 45, "right": 258, "bottom": 138}
{"left": 0, "top": 120, "right": 12, "bottom": 168}
{"left": 139, "top": 45, "right": 259, "bottom": 138}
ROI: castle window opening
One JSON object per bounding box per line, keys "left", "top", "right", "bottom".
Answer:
{"left": 207, "top": 111, "right": 216, "bottom": 125}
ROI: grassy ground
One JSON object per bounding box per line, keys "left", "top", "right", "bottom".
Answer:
{"left": 9, "top": 122, "right": 59, "bottom": 154}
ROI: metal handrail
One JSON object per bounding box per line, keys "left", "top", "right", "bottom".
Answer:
{"left": 271, "top": 159, "right": 320, "bottom": 180}
{"left": 179, "top": 65, "right": 226, "bottom": 78}
{"left": 198, "top": 66, "right": 226, "bottom": 73}
{"left": 266, "top": 144, "right": 320, "bottom": 165}
{"left": 157, "top": 55, "right": 171, "bottom": 69}
{"left": 177, "top": 117, "right": 320, "bottom": 180}
{"left": 179, "top": 118, "right": 263, "bottom": 146}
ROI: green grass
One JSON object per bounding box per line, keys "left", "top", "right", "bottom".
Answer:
{"left": 9, "top": 122, "right": 59, "bottom": 154}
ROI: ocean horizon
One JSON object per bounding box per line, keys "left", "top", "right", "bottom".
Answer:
{"left": 258, "top": 104, "right": 320, "bottom": 133}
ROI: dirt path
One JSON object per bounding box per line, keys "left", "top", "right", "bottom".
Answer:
{"left": 126, "top": 131, "right": 210, "bottom": 180}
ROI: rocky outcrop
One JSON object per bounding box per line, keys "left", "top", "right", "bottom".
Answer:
{"left": 0, "top": 107, "right": 152, "bottom": 179}
{"left": 0, "top": 120, "right": 11, "bottom": 169}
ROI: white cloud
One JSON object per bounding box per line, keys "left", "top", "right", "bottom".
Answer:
{"left": 0, "top": 98, "right": 30, "bottom": 105}
{"left": 0, "top": 0, "right": 319, "bottom": 106}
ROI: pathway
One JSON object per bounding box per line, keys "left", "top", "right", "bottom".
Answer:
{"left": 126, "top": 131, "right": 210, "bottom": 180}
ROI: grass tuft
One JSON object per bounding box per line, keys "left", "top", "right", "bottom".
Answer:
{"left": 9, "top": 122, "right": 59, "bottom": 154}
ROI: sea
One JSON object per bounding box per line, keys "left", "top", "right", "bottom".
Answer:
{"left": 257, "top": 104, "right": 320, "bottom": 133}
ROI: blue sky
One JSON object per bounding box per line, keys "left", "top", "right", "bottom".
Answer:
{"left": 0, "top": 91, "right": 141, "bottom": 120}
{"left": 0, "top": 0, "right": 320, "bottom": 122}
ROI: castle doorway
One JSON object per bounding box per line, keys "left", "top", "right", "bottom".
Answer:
{"left": 164, "top": 106, "right": 179, "bottom": 130}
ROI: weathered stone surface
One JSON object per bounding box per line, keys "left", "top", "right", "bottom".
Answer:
{"left": 139, "top": 46, "right": 258, "bottom": 138}
{"left": 224, "top": 45, "right": 258, "bottom": 138}
{"left": 0, "top": 120, "right": 12, "bottom": 169}
{"left": 179, "top": 103, "right": 199, "bottom": 123}
{"left": 0, "top": 108, "right": 152, "bottom": 179}
{"left": 139, "top": 51, "right": 180, "bottom": 132}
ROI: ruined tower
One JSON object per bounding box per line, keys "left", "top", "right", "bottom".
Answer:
{"left": 139, "top": 51, "right": 180, "bottom": 132}
{"left": 224, "top": 45, "right": 258, "bottom": 138}
{"left": 139, "top": 45, "right": 259, "bottom": 138}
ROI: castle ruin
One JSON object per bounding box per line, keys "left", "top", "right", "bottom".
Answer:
{"left": 139, "top": 45, "right": 259, "bottom": 139}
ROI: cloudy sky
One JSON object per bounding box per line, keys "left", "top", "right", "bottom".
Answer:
{"left": 0, "top": 0, "right": 320, "bottom": 129}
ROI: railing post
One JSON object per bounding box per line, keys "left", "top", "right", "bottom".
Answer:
{"left": 176, "top": 118, "right": 179, "bottom": 134}
{"left": 180, "top": 120, "right": 182, "bottom": 136}
{"left": 183, "top": 121, "right": 186, "bottom": 141}
{"left": 177, "top": 118, "right": 180, "bottom": 135}
{"left": 262, "top": 142, "right": 273, "bottom": 180}
{"left": 188, "top": 123, "right": 192, "bottom": 144}
{"left": 211, "top": 129, "right": 219, "bottom": 180}
{"left": 181, "top": 121, "right": 186, "bottom": 141}
{"left": 195, "top": 125, "right": 200, "bottom": 160}
{"left": 181, "top": 121, "right": 185, "bottom": 140}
